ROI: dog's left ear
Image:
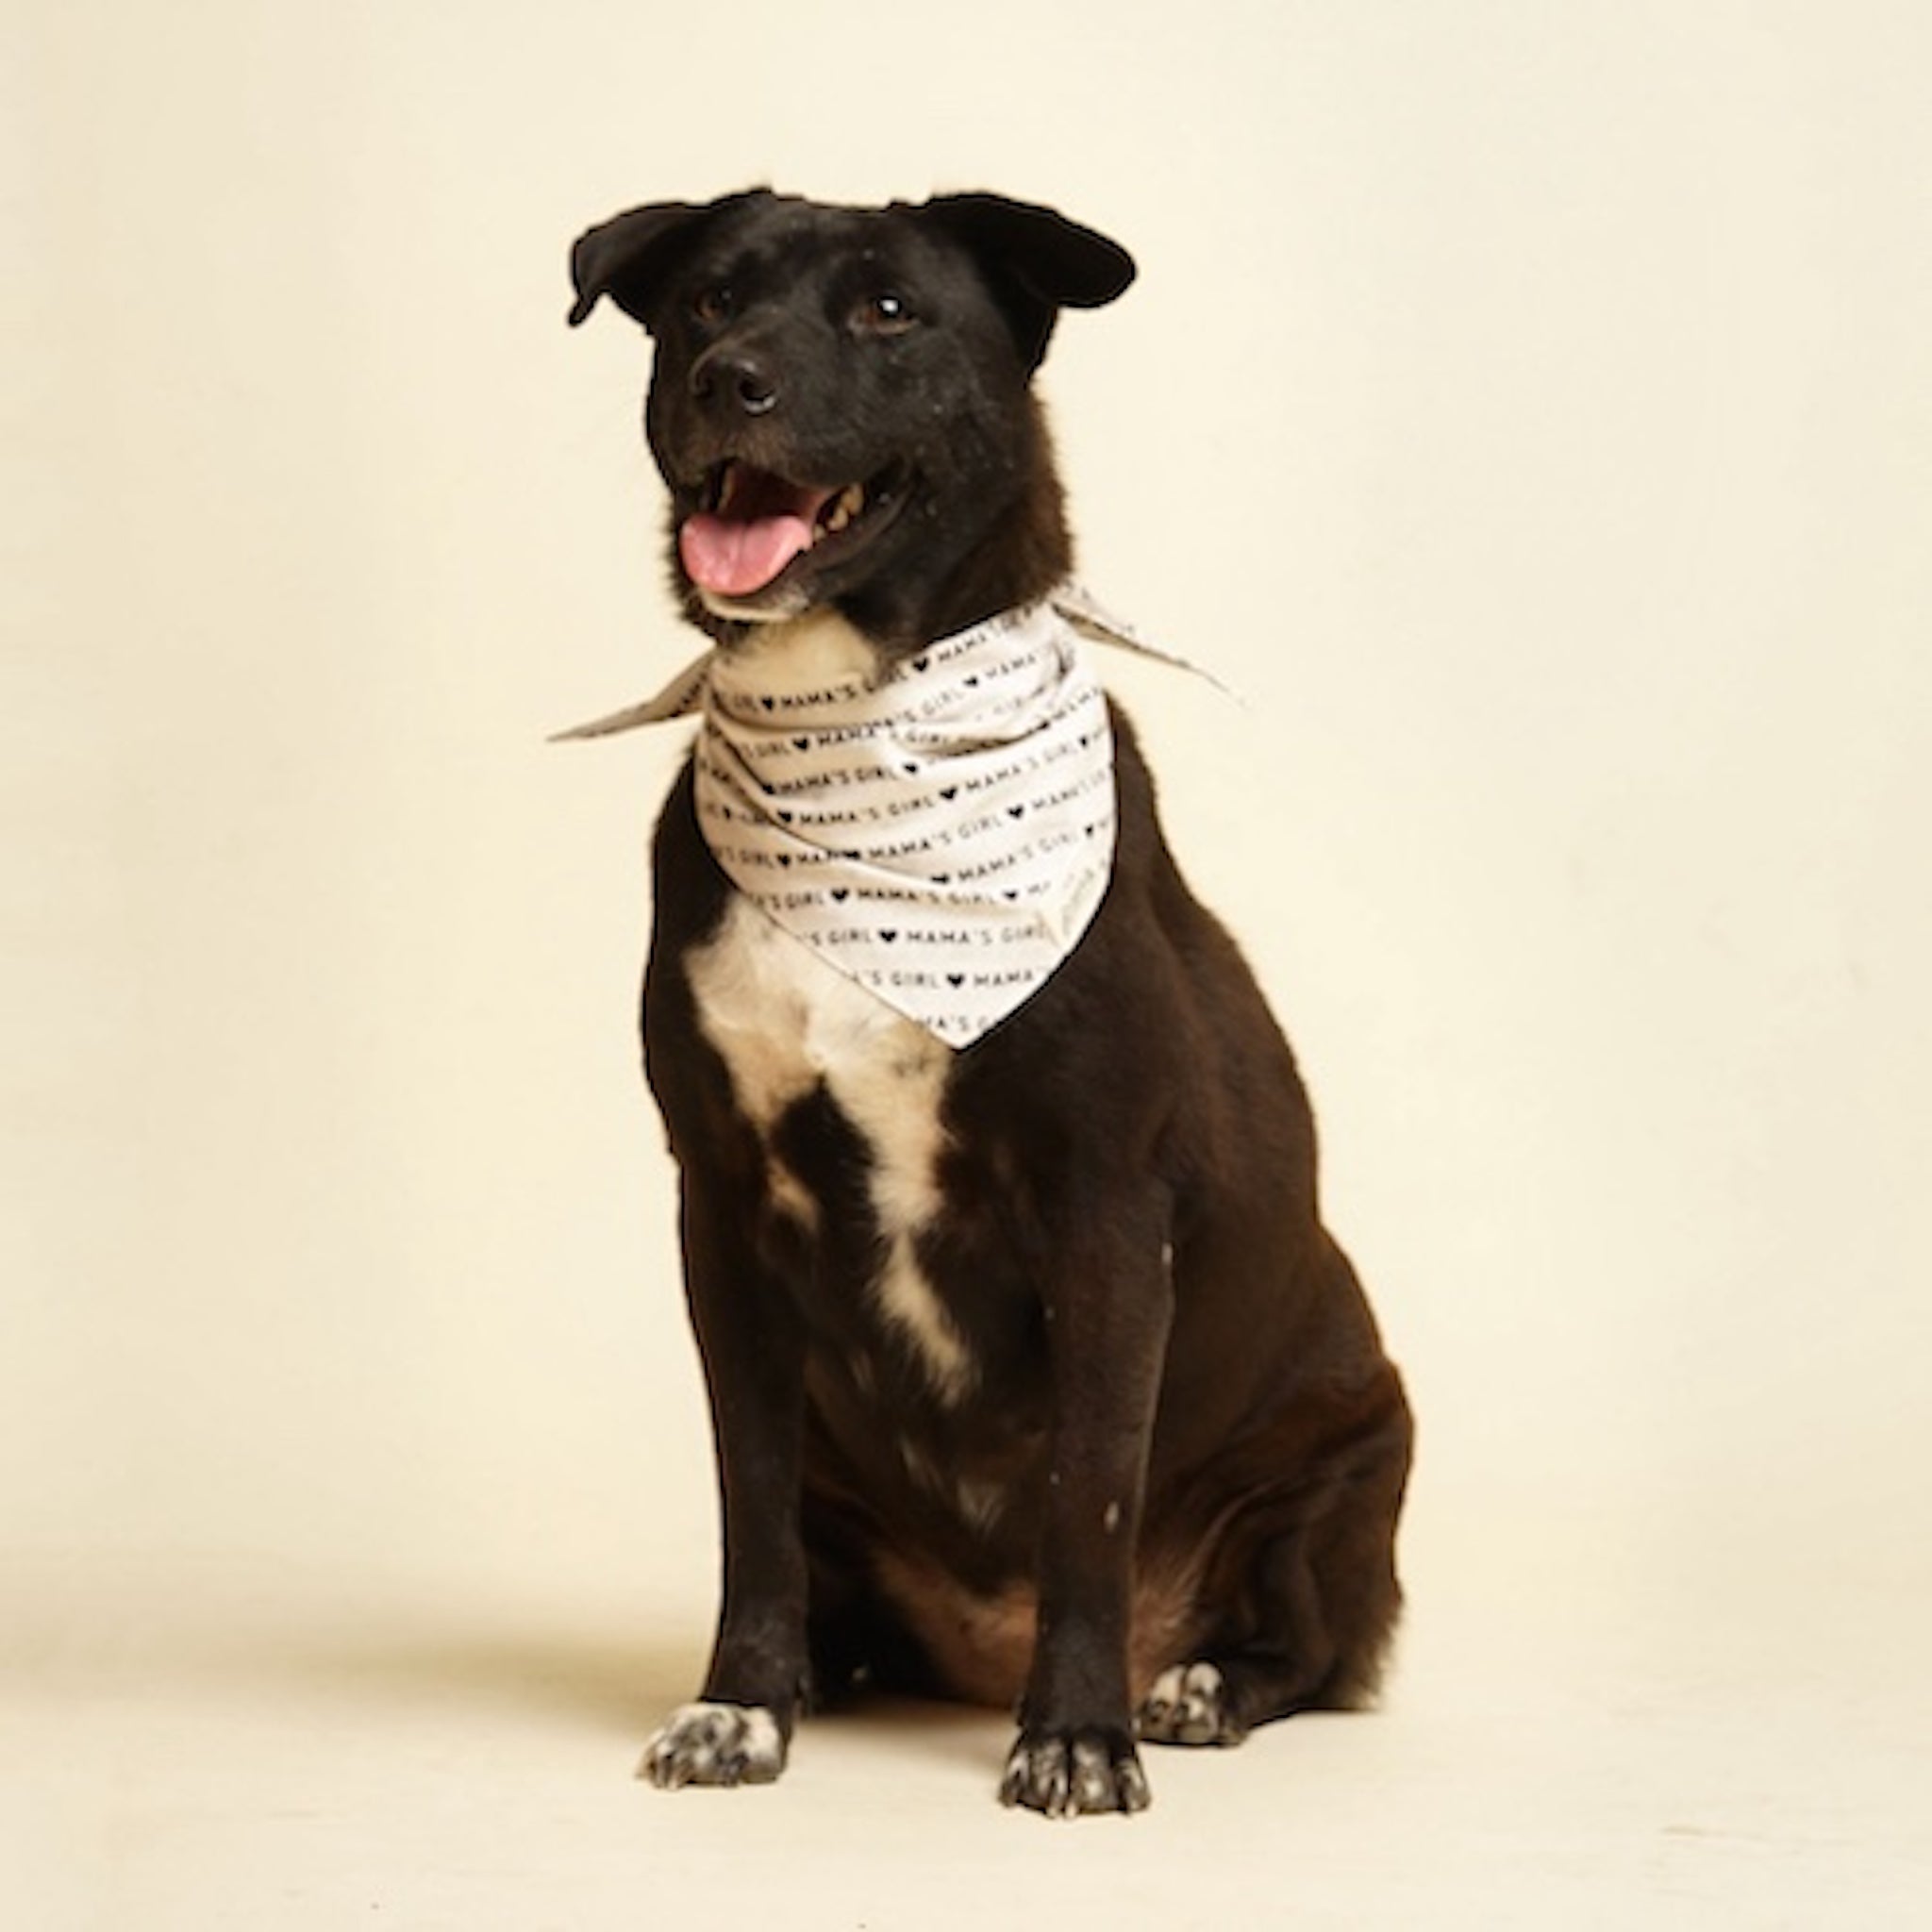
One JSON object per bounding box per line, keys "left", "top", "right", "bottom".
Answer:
{"left": 918, "top": 193, "right": 1136, "bottom": 373}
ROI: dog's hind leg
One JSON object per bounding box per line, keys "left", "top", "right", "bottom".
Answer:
{"left": 1140, "top": 1389, "right": 1412, "bottom": 1746}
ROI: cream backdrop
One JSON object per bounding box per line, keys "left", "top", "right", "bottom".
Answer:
{"left": 5, "top": 0, "right": 1930, "bottom": 1914}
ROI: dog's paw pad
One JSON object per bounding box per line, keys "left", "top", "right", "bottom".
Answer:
{"left": 999, "top": 1730, "right": 1150, "bottom": 1819}
{"left": 1138, "top": 1662, "right": 1244, "bottom": 1746}
{"left": 640, "top": 1703, "right": 786, "bottom": 1790}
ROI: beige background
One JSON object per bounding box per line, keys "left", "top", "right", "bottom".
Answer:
{"left": 5, "top": 2, "right": 1929, "bottom": 1924}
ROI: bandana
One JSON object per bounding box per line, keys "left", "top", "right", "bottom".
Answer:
{"left": 556, "top": 585, "right": 1208, "bottom": 1048}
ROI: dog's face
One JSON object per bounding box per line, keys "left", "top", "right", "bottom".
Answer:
{"left": 569, "top": 191, "right": 1134, "bottom": 649}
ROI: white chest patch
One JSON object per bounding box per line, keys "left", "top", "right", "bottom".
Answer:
{"left": 688, "top": 894, "right": 974, "bottom": 1400}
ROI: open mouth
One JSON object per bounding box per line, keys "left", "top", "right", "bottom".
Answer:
{"left": 677, "top": 459, "right": 901, "bottom": 606}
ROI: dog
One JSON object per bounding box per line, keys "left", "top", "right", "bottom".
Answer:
{"left": 565, "top": 188, "right": 1413, "bottom": 1819}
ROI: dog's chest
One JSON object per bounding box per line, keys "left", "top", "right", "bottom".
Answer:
{"left": 687, "top": 895, "right": 975, "bottom": 1398}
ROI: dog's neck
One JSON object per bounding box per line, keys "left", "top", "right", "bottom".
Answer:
{"left": 552, "top": 582, "right": 1214, "bottom": 747}
{"left": 715, "top": 608, "right": 887, "bottom": 694}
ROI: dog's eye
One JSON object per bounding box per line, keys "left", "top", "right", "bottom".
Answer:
{"left": 691, "top": 286, "right": 736, "bottom": 325}
{"left": 852, "top": 291, "right": 918, "bottom": 337}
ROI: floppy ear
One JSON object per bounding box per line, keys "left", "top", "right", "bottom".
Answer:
{"left": 567, "top": 194, "right": 757, "bottom": 329}
{"left": 917, "top": 193, "right": 1136, "bottom": 372}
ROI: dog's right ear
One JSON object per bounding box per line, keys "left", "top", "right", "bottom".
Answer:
{"left": 567, "top": 198, "right": 725, "bottom": 330}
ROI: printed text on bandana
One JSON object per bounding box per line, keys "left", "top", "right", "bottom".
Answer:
{"left": 696, "top": 603, "right": 1117, "bottom": 1046}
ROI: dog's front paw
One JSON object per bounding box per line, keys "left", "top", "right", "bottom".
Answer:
{"left": 640, "top": 1703, "right": 787, "bottom": 1790}
{"left": 999, "top": 1728, "right": 1151, "bottom": 1819}
{"left": 1138, "top": 1662, "right": 1244, "bottom": 1746}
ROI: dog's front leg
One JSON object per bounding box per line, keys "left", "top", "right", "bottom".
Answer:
{"left": 641, "top": 1173, "right": 809, "bottom": 1790}
{"left": 1002, "top": 1205, "right": 1174, "bottom": 1819}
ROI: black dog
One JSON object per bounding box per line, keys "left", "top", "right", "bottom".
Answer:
{"left": 566, "top": 188, "right": 1412, "bottom": 1818}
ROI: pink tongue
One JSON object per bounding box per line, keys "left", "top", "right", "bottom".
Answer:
{"left": 679, "top": 512, "right": 814, "bottom": 598}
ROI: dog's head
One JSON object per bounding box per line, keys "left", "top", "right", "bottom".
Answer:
{"left": 569, "top": 190, "right": 1134, "bottom": 650}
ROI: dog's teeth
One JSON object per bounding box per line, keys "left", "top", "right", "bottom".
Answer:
{"left": 822, "top": 483, "right": 865, "bottom": 537}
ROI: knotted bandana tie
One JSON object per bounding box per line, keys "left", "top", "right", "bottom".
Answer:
{"left": 556, "top": 585, "right": 1209, "bottom": 1048}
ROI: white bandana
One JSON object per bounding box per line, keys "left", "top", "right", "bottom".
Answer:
{"left": 557, "top": 585, "right": 1209, "bottom": 1048}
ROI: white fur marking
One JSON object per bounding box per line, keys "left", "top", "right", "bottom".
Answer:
{"left": 765, "top": 1155, "right": 818, "bottom": 1229}
{"left": 690, "top": 892, "right": 974, "bottom": 1399}
{"left": 899, "top": 1437, "right": 942, "bottom": 1491}
{"left": 1138, "top": 1662, "right": 1230, "bottom": 1745}
{"left": 724, "top": 608, "right": 879, "bottom": 682}
{"left": 641, "top": 1702, "right": 785, "bottom": 1788}
{"left": 957, "top": 1479, "right": 1008, "bottom": 1534}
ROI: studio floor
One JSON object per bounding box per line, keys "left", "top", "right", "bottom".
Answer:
{"left": 5, "top": 1542, "right": 1925, "bottom": 1929}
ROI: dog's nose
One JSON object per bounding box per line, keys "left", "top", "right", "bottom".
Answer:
{"left": 691, "top": 345, "right": 778, "bottom": 418}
